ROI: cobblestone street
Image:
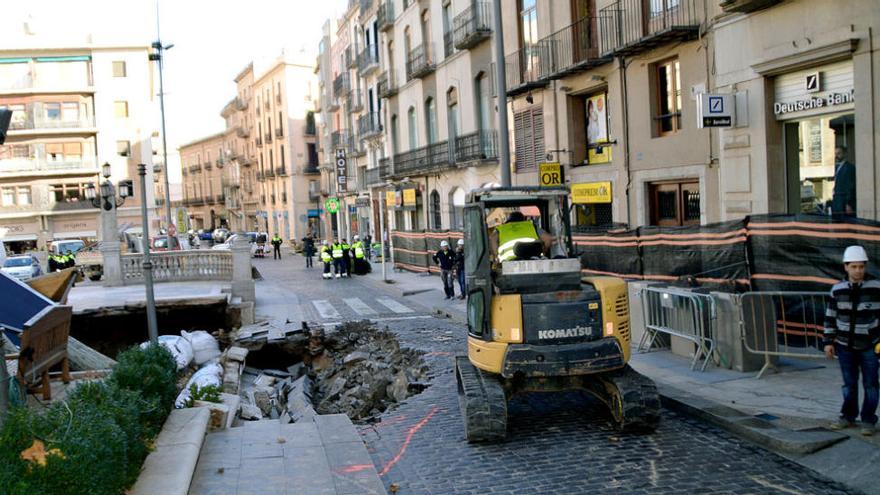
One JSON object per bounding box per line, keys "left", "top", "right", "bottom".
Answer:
{"left": 259, "top": 258, "right": 858, "bottom": 495}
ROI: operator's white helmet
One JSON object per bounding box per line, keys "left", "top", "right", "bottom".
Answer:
{"left": 354, "top": 235, "right": 359, "bottom": 240}
{"left": 440, "top": 240, "right": 449, "bottom": 247}
{"left": 457, "top": 239, "right": 464, "bottom": 246}
{"left": 843, "top": 245, "right": 869, "bottom": 263}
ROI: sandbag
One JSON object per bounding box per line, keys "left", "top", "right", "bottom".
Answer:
{"left": 141, "top": 335, "right": 194, "bottom": 371}
{"left": 174, "top": 362, "right": 223, "bottom": 408}
{"left": 181, "top": 330, "right": 221, "bottom": 365}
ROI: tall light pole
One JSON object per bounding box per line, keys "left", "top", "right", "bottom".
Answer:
{"left": 492, "top": 0, "right": 511, "bottom": 188}
{"left": 138, "top": 164, "right": 159, "bottom": 345}
{"left": 150, "top": 2, "right": 174, "bottom": 236}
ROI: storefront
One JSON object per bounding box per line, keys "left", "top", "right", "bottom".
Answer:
{"left": 571, "top": 181, "right": 614, "bottom": 230}
{"left": 51, "top": 215, "right": 97, "bottom": 241}
{"left": 0, "top": 217, "right": 41, "bottom": 253}
{"left": 773, "top": 60, "right": 855, "bottom": 215}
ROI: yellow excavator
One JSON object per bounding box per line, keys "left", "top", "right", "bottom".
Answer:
{"left": 456, "top": 186, "right": 660, "bottom": 442}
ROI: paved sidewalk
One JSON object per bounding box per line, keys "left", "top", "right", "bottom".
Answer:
{"left": 355, "top": 260, "right": 880, "bottom": 494}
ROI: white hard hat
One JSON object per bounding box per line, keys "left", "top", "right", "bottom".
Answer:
{"left": 354, "top": 235, "right": 359, "bottom": 240}
{"left": 457, "top": 239, "right": 464, "bottom": 246}
{"left": 843, "top": 245, "right": 869, "bottom": 263}
{"left": 440, "top": 240, "right": 449, "bottom": 247}
{"left": 322, "top": 240, "right": 328, "bottom": 245}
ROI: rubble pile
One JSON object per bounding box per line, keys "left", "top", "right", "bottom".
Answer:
{"left": 230, "top": 320, "right": 429, "bottom": 424}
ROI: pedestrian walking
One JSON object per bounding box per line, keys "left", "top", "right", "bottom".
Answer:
{"left": 320, "top": 240, "right": 333, "bottom": 279}
{"left": 824, "top": 245, "right": 880, "bottom": 436}
{"left": 831, "top": 145, "right": 857, "bottom": 216}
{"left": 454, "top": 238, "right": 466, "bottom": 299}
{"left": 433, "top": 240, "right": 456, "bottom": 299}
{"left": 302, "top": 235, "right": 315, "bottom": 268}
{"left": 271, "top": 234, "right": 283, "bottom": 260}
{"left": 332, "top": 239, "right": 345, "bottom": 278}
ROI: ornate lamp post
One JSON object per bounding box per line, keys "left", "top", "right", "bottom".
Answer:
{"left": 84, "top": 162, "right": 132, "bottom": 287}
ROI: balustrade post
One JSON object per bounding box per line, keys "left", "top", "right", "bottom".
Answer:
{"left": 230, "top": 235, "right": 255, "bottom": 302}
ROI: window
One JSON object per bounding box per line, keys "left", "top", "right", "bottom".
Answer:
{"left": 649, "top": 181, "right": 700, "bottom": 226}
{"left": 407, "top": 107, "right": 418, "bottom": 150}
{"left": 425, "top": 97, "right": 437, "bottom": 144}
{"left": 447, "top": 88, "right": 459, "bottom": 141}
{"left": 420, "top": 10, "right": 432, "bottom": 47}
{"left": 4, "top": 104, "right": 26, "bottom": 129}
{"left": 114, "top": 100, "right": 129, "bottom": 118}
{"left": 62, "top": 102, "right": 79, "bottom": 122}
{"left": 280, "top": 145, "right": 285, "bottom": 168}
{"left": 520, "top": 0, "right": 538, "bottom": 47}
{"left": 514, "top": 108, "right": 544, "bottom": 171}
{"left": 449, "top": 188, "right": 465, "bottom": 230}
{"left": 653, "top": 58, "right": 681, "bottom": 135}
{"left": 307, "top": 143, "right": 318, "bottom": 166}
{"left": 112, "top": 61, "right": 127, "bottom": 77}
{"left": 1, "top": 187, "right": 14, "bottom": 206}
{"left": 51, "top": 183, "right": 88, "bottom": 203}
{"left": 430, "top": 190, "right": 441, "bottom": 229}
{"left": 117, "top": 140, "right": 131, "bottom": 157}
{"left": 17, "top": 187, "right": 32, "bottom": 207}
{"left": 45, "top": 103, "right": 61, "bottom": 121}
{"left": 475, "top": 73, "right": 492, "bottom": 132}
{"left": 391, "top": 114, "right": 399, "bottom": 154}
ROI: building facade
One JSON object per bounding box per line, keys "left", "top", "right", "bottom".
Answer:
{"left": 499, "top": 0, "right": 880, "bottom": 229}
{"left": 178, "top": 55, "right": 320, "bottom": 241}
{"left": 0, "top": 43, "right": 160, "bottom": 253}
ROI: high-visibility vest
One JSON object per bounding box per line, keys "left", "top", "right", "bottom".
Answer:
{"left": 320, "top": 246, "right": 333, "bottom": 262}
{"left": 497, "top": 220, "right": 539, "bottom": 262}
{"left": 342, "top": 243, "right": 350, "bottom": 251}
{"left": 332, "top": 244, "right": 343, "bottom": 258}
{"left": 353, "top": 241, "right": 365, "bottom": 259}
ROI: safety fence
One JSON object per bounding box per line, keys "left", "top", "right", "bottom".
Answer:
{"left": 121, "top": 251, "right": 234, "bottom": 285}
{"left": 638, "top": 286, "right": 717, "bottom": 371}
{"left": 739, "top": 291, "right": 828, "bottom": 378}
{"left": 390, "top": 230, "right": 463, "bottom": 273}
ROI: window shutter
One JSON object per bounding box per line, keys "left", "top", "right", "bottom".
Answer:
{"left": 532, "top": 109, "right": 544, "bottom": 168}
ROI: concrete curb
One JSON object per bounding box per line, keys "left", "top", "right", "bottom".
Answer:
{"left": 657, "top": 383, "right": 847, "bottom": 455}
{"left": 130, "top": 407, "right": 210, "bottom": 495}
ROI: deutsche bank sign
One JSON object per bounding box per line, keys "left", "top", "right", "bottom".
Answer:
{"left": 697, "top": 93, "right": 734, "bottom": 128}
{"left": 335, "top": 148, "right": 347, "bottom": 193}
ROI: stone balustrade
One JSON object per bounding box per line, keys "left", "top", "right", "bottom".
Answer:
{"left": 121, "top": 251, "right": 234, "bottom": 285}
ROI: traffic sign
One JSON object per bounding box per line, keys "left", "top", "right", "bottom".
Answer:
{"left": 324, "top": 197, "right": 340, "bottom": 214}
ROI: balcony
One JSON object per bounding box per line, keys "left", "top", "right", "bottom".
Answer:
{"left": 276, "top": 166, "right": 288, "bottom": 177}
{"left": 240, "top": 157, "right": 253, "bottom": 167}
{"left": 720, "top": 0, "right": 781, "bottom": 13}
{"left": 216, "top": 194, "right": 226, "bottom": 205}
{"left": 348, "top": 135, "right": 366, "bottom": 157}
{"left": 281, "top": 192, "right": 288, "bottom": 203}
{"left": 365, "top": 159, "right": 390, "bottom": 186}
{"left": 347, "top": 90, "right": 364, "bottom": 113}
{"left": 377, "top": 71, "right": 398, "bottom": 98}
{"left": 377, "top": 1, "right": 394, "bottom": 31}
{"left": 406, "top": 44, "right": 435, "bottom": 80}
{"left": 256, "top": 137, "right": 263, "bottom": 147}
{"left": 189, "top": 164, "right": 202, "bottom": 174}
{"left": 504, "top": 46, "right": 550, "bottom": 96}
{"left": 191, "top": 196, "right": 205, "bottom": 206}
{"left": 153, "top": 163, "right": 163, "bottom": 174}
{"left": 275, "top": 127, "right": 283, "bottom": 138}
{"left": 256, "top": 171, "right": 266, "bottom": 182}
{"left": 345, "top": 46, "right": 358, "bottom": 70}
{"left": 392, "top": 140, "right": 452, "bottom": 177}
{"left": 265, "top": 132, "right": 273, "bottom": 144}
{"left": 359, "top": 0, "right": 374, "bottom": 16}
{"left": 357, "top": 112, "right": 382, "bottom": 139}
{"left": 304, "top": 119, "right": 317, "bottom": 136}
{"left": 216, "top": 159, "right": 224, "bottom": 169}
{"left": 303, "top": 165, "right": 320, "bottom": 175}
{"left": 308, "top": 182, "right": 321, "bottom": 201}
{"left": 203, "top": 161, "right": 212, "bottom": 171}
{"left": 265, "top": 167, "right": 276, "bottom": 178}
{"left": 270, "top": 194, "right": 276, "bottom": 205}
{"left": 357, "top": 45, "right": 380, "bottom": 76}
{"left": 235, "top": 96, "right": 248, "bottom": 111}
{"left": 6, "top": 106, "right": 97, "bottom": 134}
{"left": 0, "top": 155, "right": 98, "bottom": 177}
{"left": 333, "top": 73, "right": 352, "bottom": 99}
{"left": 236, "top": 126, "right": 250, "bottom": 138}
{"left": 598, "top": 0, "right": 701, "bottom": 57}
{"left": 453, "top": 1, "right": 492, "bottom": 50}
{"left": 331, "top": 130, "right": 352, "bottom": 151}
{"left": 454, "top": 130, "right": 498, "bottom": 163}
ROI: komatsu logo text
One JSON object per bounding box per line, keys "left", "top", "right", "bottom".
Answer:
{"left": 538, "top": 325, "right": 592, "bottom": 340}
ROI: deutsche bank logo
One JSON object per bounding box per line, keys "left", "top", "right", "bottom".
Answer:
{"left": 805, "top": 72, "right": 821, "bottom": 93}
{"left": 708, "top": 96, "right": 723, "bottom": 114}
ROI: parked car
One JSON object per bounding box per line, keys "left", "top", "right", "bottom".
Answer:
{"left": 211, "top": 234, "right": 258, "bottom": 256}
{"left": 212, "top": 228, "right": 230, "bottom": 244}
{"left": 50, "top": 239, "right": 85, "bottom": 256}
{"left": 197, "top": 229, "right": 214, "bottom": 241}
{"left": 151, "top": 235, "right": 189, "bottom": 252}
{"left": 2, "top": 255, "right": 42, "bottom": 281}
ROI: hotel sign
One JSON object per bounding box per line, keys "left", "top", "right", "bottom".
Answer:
{"left": 335, "top": 148, "right": 347, "bottom": 193}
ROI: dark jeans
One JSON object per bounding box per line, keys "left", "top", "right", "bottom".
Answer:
{"left": 273, "top": 246, "right": 281, "bottom": 259}
{"left": 305, "top": 254, "right": 313, "bottom": 267}
{"left": 323, "top": 262, "right": 331, "bottom": 275}
{"left": 333, "top": 259, "right": 344, "bottom": 275}
{"left": 441, "top": 269, "right": 455, "bottom": 298}
{"left": 456, "top": 268, "right": 466, "bottom": 295}
{"left": 836, "top": 343, "right": 879, "bottom": 425}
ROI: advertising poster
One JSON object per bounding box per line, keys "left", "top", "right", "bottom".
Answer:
{"left": 586, "top": 93, "right": 611, "bottom": 164}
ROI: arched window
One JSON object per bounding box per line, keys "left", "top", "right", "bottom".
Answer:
{"left": 407, "top": 107, "right": 418, "bottom": 150}
{"left": 425, "top": 97, "right": 437, "bottom": 144}
{"left": 448, "top": 187, "right": 466, "bottom": 230}
{"left": 430, "top": 190, "right": 442, "bottom": 230}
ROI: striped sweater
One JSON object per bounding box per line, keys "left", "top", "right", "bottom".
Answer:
{"left": 824, "top": 279, "right": 880, "bottom": 350}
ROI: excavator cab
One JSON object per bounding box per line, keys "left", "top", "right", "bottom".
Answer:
{"left": 456, "top": 186, "right": 659, "bottom": 442}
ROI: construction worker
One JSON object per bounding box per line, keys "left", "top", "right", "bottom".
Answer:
{"left": 320, "top": 240, "right": 333, "bottom": 279}
{"left": 341, "top": 238, "right": 352, "bottom": 277}
{"left": 332, "top": 239, "right": 345, "bottom": 278}
{"left": 454, "top": 238, "right": 466, "bottom": 299}
{"left": 824, "top": 245, "right": 880, "bottom": 435}
{"left": 351, "top": 235, "right": 371, "bottom": 275}
{"left": 271, "top": 234, "right": 283, "bottom": 259}
{"left": 490, "top": 211, "right": 554, "bottom": 262}
{"left": 433, "top": 240, "right": 456, "bottom": 299}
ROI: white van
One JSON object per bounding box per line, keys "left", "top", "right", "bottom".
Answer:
{"left": 51, "top": 239, "right": 86, "bottom": 255}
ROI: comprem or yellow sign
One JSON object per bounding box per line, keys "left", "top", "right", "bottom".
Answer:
{"left": 571, "top": 181, "right": 612, "bottom": 204}
{"left": 539, "top": 162, "right": 563, "bottom": 187}
{"left": 385, "top": 191, "right": 396, "bottom": 208}
{"left": 403, "top": 188, "right": 416, "bottom": 206}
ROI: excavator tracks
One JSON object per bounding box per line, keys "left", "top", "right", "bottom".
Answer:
{"left": 596, "top": 364, "right": 661, "bottom": 432}
{"left": 455, "top": 356, "right": 508, "bottom": 443}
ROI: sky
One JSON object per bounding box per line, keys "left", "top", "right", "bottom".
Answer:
{"left": 3, "top": 0, "right": 345, "bottom": 182}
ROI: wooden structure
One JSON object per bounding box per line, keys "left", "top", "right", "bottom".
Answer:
{"left": 4, "top": 305, "right": 73, "bottom": 400}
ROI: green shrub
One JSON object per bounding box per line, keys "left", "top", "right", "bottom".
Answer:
{"left": 0, "top": 343, "right": 179, "bottom": 495}
{"left": 186, "top": 383, "right": 222, "bottom": 407}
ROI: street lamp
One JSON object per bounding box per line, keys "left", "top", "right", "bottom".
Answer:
{"left": 149, "top": 39, "right": 174, "bottom": 234}
{"left": 138, "top": 164, "right": 159, "bottom": 345}
{"left": 85, "top": 162, "right": 133, "bottom": 211}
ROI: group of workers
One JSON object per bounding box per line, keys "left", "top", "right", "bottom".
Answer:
{"left": 319, "top": 235, "right": 370, "bottom": 279}
{"left": 48, "top": 251, "right": 76, "bottom": 272}
{"left": 433, "top": 238, "right": 466, "bottom": 300}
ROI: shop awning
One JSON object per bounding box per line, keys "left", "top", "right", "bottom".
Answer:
{"left": 0, "top": 234, "right": 38, "bottom": 242}
{"left": 53, "top": 230, "right": 97, "bottom": 239}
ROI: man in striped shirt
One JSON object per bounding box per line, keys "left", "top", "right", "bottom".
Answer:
{"left": 824, "top": 245, "right": 880, "bottom": 435}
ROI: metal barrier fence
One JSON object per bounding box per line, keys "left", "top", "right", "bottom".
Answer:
{"left": 739, "top": 291, "right": 828, "bottom": 378}
{"left": 639, "top": 286, "right": 717, "bottom": 371}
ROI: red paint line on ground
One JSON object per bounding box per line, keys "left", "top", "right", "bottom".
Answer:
{"left": 378, "top": 406, "right": 440, "bottom": 477}
{"left": 335, "top": 464, "right": 374, "bottom": 474}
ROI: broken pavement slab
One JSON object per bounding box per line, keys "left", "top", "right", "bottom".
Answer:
{"left": 131, "top": 407, "right": 210, "bottom": 495}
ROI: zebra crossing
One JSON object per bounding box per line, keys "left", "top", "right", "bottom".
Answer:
{"left": 308, "top": 296, "right": 423, "bottom": 322}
